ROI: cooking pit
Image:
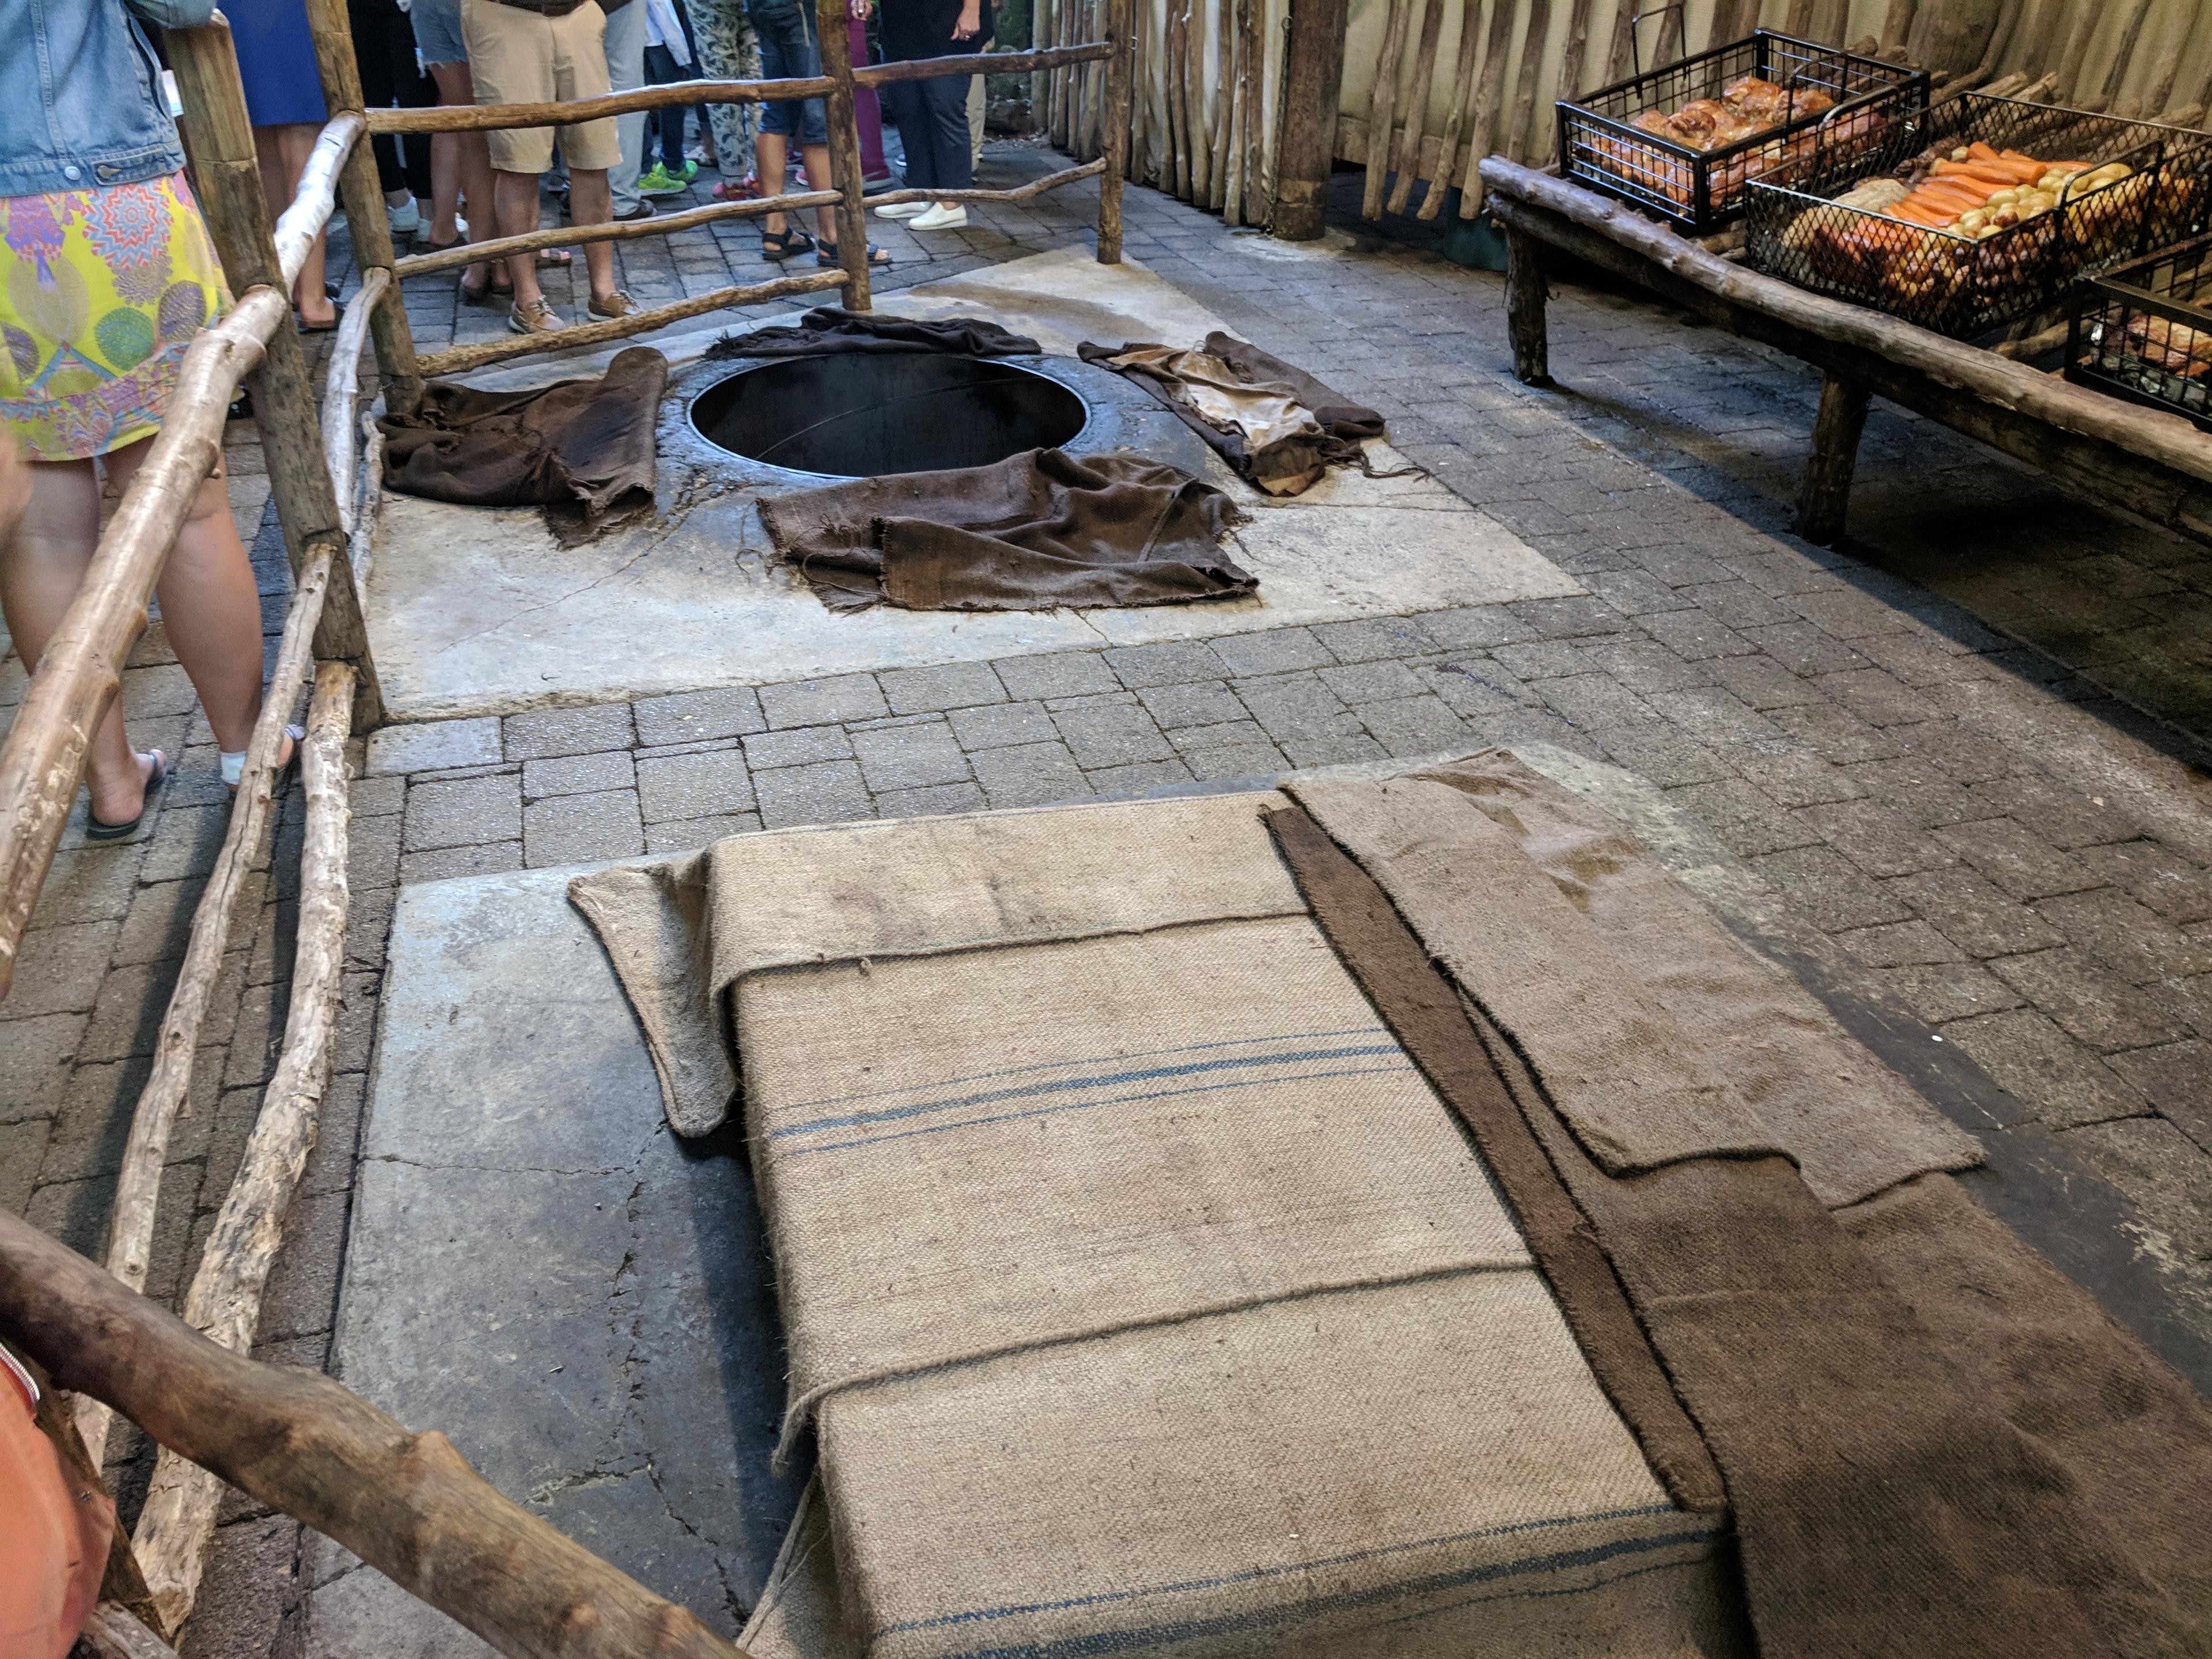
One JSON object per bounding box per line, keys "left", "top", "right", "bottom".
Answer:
{"left": 688, "top": 353, "right": 1091, "bottom": 479}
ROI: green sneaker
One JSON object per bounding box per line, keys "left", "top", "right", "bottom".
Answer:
{"left": 638, "top": 164, "right": 688, "bottom": 197}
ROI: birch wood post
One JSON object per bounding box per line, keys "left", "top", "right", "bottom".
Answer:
{"left": 0, "top": 1210, "right": 753, "bottom": 1659}
{"left": 302, "top": 0, "right": 422, "bottom": 414}
{"left": 1099, "top": 0, "right": 1134, "bottom": 255}
{"left": 0, "top": 288, "right": 282, "bottom": 1002}
{"left": 1458, "top": 0, "right": 1520, "bottom": 211}
{"left": 132, "top": 661, "right": 357, "bottom": 1636}
{"left": 1796, "top": 371, "right": 1871, "bottom": 543}
{"left": 1506, "top": 0, "right": 1557, "bottom": 165}
{"left": 1503, "top": 218, "right": 1554, "bottom": 384}
{"left": 1272, "top": 0, "right": 1348, "bottom": 232}
{"left": 1361, "top": 0, "right": 1414, "bottom": 215}
{"left": 1418, "top": 0, "right": 1493, "bottom": 219}
{"left": 320, "top": 266, "right": 388, "bottom": 538}
{"left": 75, "top": 528, "right": 330, "bottom": 1469}
{"left": 1385, "top": 0, "right": 1448, "bottom": 212}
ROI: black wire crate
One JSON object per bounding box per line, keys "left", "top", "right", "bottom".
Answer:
{"left": 1744, "top": 96, "right": 2212, "bottom": 339}
{"left": 2064, "top": 234, "right": 2212, "bottom": 431}
{"left": 1556, "top": 30, "right": 1928, "bottom": 234}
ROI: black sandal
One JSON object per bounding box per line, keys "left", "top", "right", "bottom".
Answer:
{"left": 86, "top": 751, "right": 167, "bottom": 843}
{"left": 760, "top": 224, "right": 816, "bottom": 262}
{"left": 817, "top": 241, "right": 892, "bottom": 270}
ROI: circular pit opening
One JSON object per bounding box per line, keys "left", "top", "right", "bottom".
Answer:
{"left": 689, "top": 354, "right": 1089, "bottom": 479}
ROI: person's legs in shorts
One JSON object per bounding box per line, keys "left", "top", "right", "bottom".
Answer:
{"left": 548, "top": 2, "right": 631, "bottom": 310}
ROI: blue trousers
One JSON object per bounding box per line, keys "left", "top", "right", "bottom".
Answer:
{"left": 881, "top": 73, "right": 972, "bottom": 192}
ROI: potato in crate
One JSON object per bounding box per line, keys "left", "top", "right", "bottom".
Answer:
{"left": 2066, "top": 234, "right": 2212, "bottom": 430}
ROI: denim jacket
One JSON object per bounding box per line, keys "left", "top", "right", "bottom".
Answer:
{"left": 0, "top": 0, "right": 217, "bottom": 198}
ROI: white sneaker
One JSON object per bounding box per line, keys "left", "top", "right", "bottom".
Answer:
{"left": 387, "top": 195, "right": 421, "bottom": 240}
{"left": 907, "top": 203, "right": 969, "bottom": 231}
{"left": 874, "top": 200, "right": 930, "bottom": 219}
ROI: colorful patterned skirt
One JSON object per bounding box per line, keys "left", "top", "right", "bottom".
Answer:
{"left": 0, "top": 172, "right": 230, "bottom": 463}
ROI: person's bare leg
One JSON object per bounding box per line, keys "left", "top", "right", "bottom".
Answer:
{"left": 257, "top": 124, "right": 336, "bottom": 327}
{"left": 801, "top": 141, "right": 838, "bottom": 242}
{"left": 103, "top": 440, "right": 269, "bottom": 758}
{"left": 568, "top": 168, "right": 619, "bottom": 301}
{"left": 757, "top": 130, "right": 791, "bottom": 238}
{"left": 1, "top": 458, "right": 153, "bottom": 823}
{"left": 494, "top": 166, "right": 548, "bottom": 307}
{"left": 429, "top": 61, "right": 497, "bottom": 291}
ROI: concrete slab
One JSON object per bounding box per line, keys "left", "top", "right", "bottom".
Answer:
{"left": 362, "top": 249, "right": 1582, "bottom": 720}
{"left": 319, "top": 863, "right": 797, "bottom": 1656}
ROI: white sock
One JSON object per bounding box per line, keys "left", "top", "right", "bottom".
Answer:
{"left": 221, "top": 749, "right": 246, "bottom": 788}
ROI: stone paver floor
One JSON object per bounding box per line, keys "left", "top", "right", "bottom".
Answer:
{"left": 4, "top": 147, "right": 2211, "bottom": 1654}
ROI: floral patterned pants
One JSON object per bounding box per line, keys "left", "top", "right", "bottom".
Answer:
{"left": 688, "top": 0, "right": 762, "bottom": 183}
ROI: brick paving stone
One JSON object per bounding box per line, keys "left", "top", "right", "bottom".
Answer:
{"left": 877, "top": 782, "right": 989, "bottom": 817}
{"left": 257, "top": 1187, "right": 352, "bottom": 1342}
{"left": 636, "top": 749, "right": 756, "bottom": 821}
{"left": 1834, "top": 919, "right": 1967, "bottom": 967}
{"left": 404, "top": 775, "right": 522, "bottom": 851}
{"left": 634, "top": 805, "right": 762, "bottom": 851}
{"left": 78, "top": 962, "right": 171, "bottom": 1063}
{"left": 7, "top": 921, "right": 120, "bottom": 1018}
{"left": 23, "top": 1172, "right": 118, "bottom": 1256}
{"left": 993, "top": 652, "right": 1117, "bottom": 701}
{"left": 142, "top": 804, "right": 229, "bottom": 884}
{"left": 1795, "top": 798, "right": 1956, "bottom": 880}
{"left": 1984, "top": 948, "right": 2194, "bottom": 1052}
{"left": 397, "top": 842, "right": 523, "bottom": 885}
{"left": 1941, "top": 1009, "right": 2152, "bottom": 1130}
{"left": 346, "top": 815, "right": 403, "bottom": 893}
{"left": 1740, "top": 623, "right": 1870, "bottom": 678}
{"left": 1492, "top": 641, "right": 1590, "bottom": 682}
{"left": 1281, "top": 732, "right": 1389, "bottom": 767}
{"left": 1178, "top": 739, "right": 1287, "bottom": 779}
{"left": 1103, "top": 641, "right": 1228, "bottom": 688}
{"left": 1751, "top": 845, "right": 1913, "bottom": 933}
{"left": 1840, "top": 757, "right": 1994, "bottom": 830}
{"left": 524, "top": 751, "right": 637, "bottom": 801}
{"left": 1934, "top": 817, "right": 2100, "bottom": 902}
{"left": 1584, "top": 569, "right": 1691, "bottom": 617}
{"left": 1878, "top": 961, "right": 2027, "bottom": 1025}
{"left": 1235, "top": 673, "right": 1355, "bottom": 742}
{"left": 33, "top": 846, "right": 145, "bottom": 927}
{"left": 0, "top": 1013, "right": 85, "bottom": 1122}
{"left": 1509, "top": 596, "right": 1633, "bottom": 639}
{"left": 523, "top": 791, "right": 645, "bottom": 866}
{"left": 1639, "top": 608, "right": 1757, "bottom": 660}
{"left": 1710, "top": 654, "right": 1827, "bottom": 711}
{"left": 38, "top": 1058, "right": 149, "bottom": 1184}
{"left": 947, "top": 701, "right": 1056, "bottom": 750}
{"left": 851, "top": 723, "right": 971, "bottom": 791}
{"left": 1732, "top": 751, "right": 1866, "bottom": 810}
{"left": 1764, "top": 702, "right": 1905, "bottom": 766}
{"left": 364, "top": 717, "right": 501, "bottom": 775}
{"left": 1668, "top": 777, "right": 1827, "bottom": 857}
{"left": 503, "top": 702, "right": 636, "bottom": 760}
{"left": 878, "top": 662, "right": 1006, "bottom": 714}
{"left": 112, "top": 876, "right": 209, "bottom": 968}
{"left": 1420, "top": 605, "right": 1541, "bottom": 649}
{"left": 1086, "top": 759, "right": 1194, "bottom": 794}
{"left": 631, "top": 686, "right": 766, "bottom": 745}
{"left": 2104, "top": 1040, "right": 2212, "bottom": 1153}
{"left": 968, "top": 741, "right": 1088, "bottom": 808}
{"left": 349, "top": 775, "right": 406, "bottom": 817}
{"left": 1053, "top": 700, "right": 1173, "bottom": 767}
{"left": 1359, "top": 695, "right": 1470, "bottom": 757}
{"left": 0, "top": 1119, "right": 46, "bottom": 1211}
{"left": 1135, "top": 681, "right": 1245, "bottom": 729}
{"left": 743, "top": 725, "right": 853, "bottom": 770}
{"left": 2073, "top": 840, "right": 2212, "bottom": 925}
{"left": 1813, "top": 668, "right": 1931, "bottom": 728}
{"left": 758, "top": 675, "right": 887, "bottom": 730}
{"left": 1309, "top": 618, "right": 1437, "bottom": 662}
{"left": 1208, "top": 628, "right": 1335, "bottom": 676}
{"left": 1574, "top": 638, "right": 1710, "bottom": 695}
{"left": 1319, "top": 659, "right": 1430, "bottom": 704}
{"left": 2031, "top": 887, "right": 2212, "bottom": 986}
{"left": 753, "top": 760, "right": 874, "bottom": 829}
{"left": 1963, "top": 774, "right": 2139, "bottom": 850}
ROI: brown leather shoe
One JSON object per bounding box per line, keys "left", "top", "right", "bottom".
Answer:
{"left": 588, "top": 289, "right": 641, "bottom": 320}
{"left": 507, "top": 297, "right": 565, "bottom": 335}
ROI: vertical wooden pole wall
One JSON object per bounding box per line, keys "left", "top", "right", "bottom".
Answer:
{"left": 165, "top": 23, "right": 385, "bottom": 732}
{"left": 1273, "top": 0, "right": 1351, "bottom": 236}
{"left": 302, "top": 0, "right": 423, "bottom": 417}
{"left": 819, "top": 0, "right": 875, "bottom": 309}
{"left": 1099, "top": 0, "right": 1135, "bottom": 259}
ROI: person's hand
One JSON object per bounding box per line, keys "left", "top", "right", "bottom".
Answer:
{"left": 952, "top": 0, "right": 980, "bottom": 37}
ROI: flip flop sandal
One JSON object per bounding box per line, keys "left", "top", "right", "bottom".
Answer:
{"left": 817, "top": 241, "right": 892, "bottom": 269}
{"left": 761, "top": 225, "right": 816, "bottom": 262}
{"left": 535, "top": 248, "right": 573, "bottom": 268}
{"left": 85, "top": 750, "right": 167, "bottom": 843}
{"left": 298, "top": 299, "right": 346, "bottom": 335}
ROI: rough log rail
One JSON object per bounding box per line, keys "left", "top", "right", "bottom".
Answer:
{"left": 1480, "top": 158, "right": 2212, "bottom": 548}
{"left": 395, "top": 190, "right": 844, "bottom": 276}
{"left": 0, "top": 1209, "right": 755, "bottom": 1659}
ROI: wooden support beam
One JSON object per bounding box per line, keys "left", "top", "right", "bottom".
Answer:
{"left": 133, "top": 661, "right": 357, "bottom": 1635}
{"left": 0, "top": 1209, "right": 752, "bottom": 1659}
{"left": 817, "top": 0, "right": 873, "bottom": 312}
{"left": 415, "top": 270, "right": 850, "bottom": 378}
{"left": 1505, "top": 0, "right": 1558, "bottom": 165}
{"left": 76, "top": 527, "right": 333, "bottom": 1468}
{"left": 1385, "top": 0, "right": 1448, "bottom": 214}
{"left": 0, "top": 287, "right": 286, "bottom": 1001}
{"left": 374, "top": 72, "right": 836, "bottom": 130}
{"left": 1415, "top": 0, "right": 1494, "bottom": 221}
{"left": 1362, "top": 0, "right": 1415, "bottom": 217}
{"left": 1459, "top": 0, "right": 1520, "bottom": 213}
{"left": 396, "top": 190, "right": 842, "bottom": 276}
{"left": 1272, "top": 0, "right": 1350, "bottom": 236}
{"left": 1504, "top": 222, "right": 1553, "bottom": 385}
{"left": 79, "top": 1607, "right": 181, "bottom": 1659}
{"left": 1097, "top": 0, "right": 1134, "bottom": 257}
{"left": 320, "top": 267, "right": 388, "bottom": 537}
{"left": 1796, "top": 372, "right": 1870, "bottom": 543}
{"left": 865, "top": 159, "right": 1105, "bottom": 209}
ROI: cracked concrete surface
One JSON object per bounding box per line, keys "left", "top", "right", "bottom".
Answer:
{"left": 311, "top": 866, "right": 794, "bottom": 1656}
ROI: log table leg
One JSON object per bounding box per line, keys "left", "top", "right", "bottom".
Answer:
{"left": 1796, "top": 371, "right": 1872, "bottom": 545}
{"left": 1504, "top": 224, "right": 1554, "bottom": 388}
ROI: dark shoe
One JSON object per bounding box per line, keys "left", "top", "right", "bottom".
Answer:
{"left": 298, "top": 299, "right": 344, "bottom": 335}
{"left": 817, "top": 240, "right": 892, "bottom": 269}
{"left": 611, "top": 200, "right": 657, "bottom": 222}
{"left": 761, "top": 224, "right": 816, "bottom": 262}
{"left": 86, "top": 750, "right": 166, "bottom": 842}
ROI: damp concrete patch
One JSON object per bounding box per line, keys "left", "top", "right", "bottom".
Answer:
{"left": 362, "top": 248, "right": 1582, "bottom": 719}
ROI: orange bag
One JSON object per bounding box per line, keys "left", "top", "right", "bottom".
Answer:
{"left": 0, "top": 1346, "right": 112, "bottom": 1659}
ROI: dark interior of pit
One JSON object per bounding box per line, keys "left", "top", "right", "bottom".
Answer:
{"left": 690, "top": 354, "right": 1090, "bottom": 479}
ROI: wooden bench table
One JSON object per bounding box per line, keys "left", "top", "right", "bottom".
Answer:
{"left": 1479, "top": 157, "right": 2212, "bottom": 550}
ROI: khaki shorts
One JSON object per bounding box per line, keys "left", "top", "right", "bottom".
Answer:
{"left": 461, "top": 0, "right": 624, "bottom": 174}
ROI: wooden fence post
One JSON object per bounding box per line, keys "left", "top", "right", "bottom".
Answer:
{"left": 1097, "top": 0, "right": 1135, "bottom": 259}
{"left": 301, "top": 0, "right": 425, "bottom": 416}
{"left": 819, "top": 0, "right": 874, "bottom": 310}
{"left": 160, "top": 23, "right": 386, "bottom": 733}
